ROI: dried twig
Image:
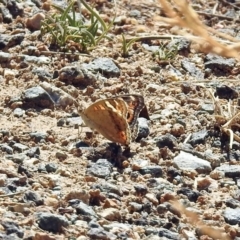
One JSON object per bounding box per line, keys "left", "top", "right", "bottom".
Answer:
{"left": 0, "top": 189, "right": 29, "bottom": 198}
{"left": 196, "top": 10, "right": 240, "bottom": 23}
{"left": 219, "top": 0, "right": 240, "bottom": 11}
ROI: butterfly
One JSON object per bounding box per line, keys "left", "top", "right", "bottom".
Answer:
{"left": 79, "top": 94, "right": 147, "bottom": 145}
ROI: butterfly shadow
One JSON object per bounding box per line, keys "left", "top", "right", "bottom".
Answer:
{"left": 77, "top": 141, "right": 136, "bottom": 169}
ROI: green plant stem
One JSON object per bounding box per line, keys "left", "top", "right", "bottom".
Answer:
{"left": 80, "top": 0, "right": 107, "bottom": 31}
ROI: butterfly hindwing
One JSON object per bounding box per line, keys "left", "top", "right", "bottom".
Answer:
{"left": 118, "top": 94, "right": 145, "bottom": 128}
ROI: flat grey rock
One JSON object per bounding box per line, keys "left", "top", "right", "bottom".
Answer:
{"left": 215, "top": 165, "right": 240, "bottom": 178}
{"left": 223, "top": 208, "right": 240, "bottom": 225}
{"left": 173, "top": 151, "right": 212, "bottom": 174}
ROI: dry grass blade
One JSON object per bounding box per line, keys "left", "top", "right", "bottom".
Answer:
{"left": 208, "top": 88, "right": 240, "bottom": 148}
{"left": 221, "top": 112, "right": 240, "bottom": 148}
{"left": 172, "top": 200, "right": 231, "bottom": 240}
{"left": 223, "top": 111, "right": 240, "bottom": 129}
{"left": 158, "top": 0, "right": 240, "bottom": 59}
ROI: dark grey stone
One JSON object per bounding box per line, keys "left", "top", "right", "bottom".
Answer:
{"left": 146, "top": 178, "right": 175, "bottom": 191}
{"left": 137, "top": 117, "right": 150, "bottom": 140}
{"left": 226, "top": 198, "right": 240, "bottom": 208}
{"left": 89, "top": 220, "right": 102, "bottom": 229}
{"left": 83, "top": 57, "right": 121, "bottom": 77}
{"left": 7, "top": 34, "right": 24, "bottom": 48}
{"left": 45, "top": 163, "right": 57, "bottom": 173}
{"left": 181, "top": 59, "right": 204, "bottom": 79}
{"left": 143, "top": 202, "right": 152, "bottom": 213}
{"left": 148, "top": 218, "right": 161, "bottom": 226}
{"left": 5, "top": 153, "right": 26, "bottom": 164}
{"left": 0, "top": 233, "right": 21, "bottom": 240}
{"left": 134, "top": 184, "right": 148, "bottom": 195}
{"left": 59, "top": 65, "right": 97, "bottom": 87}
{"left": 215, "top": 165, "right": 240, "bottom": 178}
{"left": 157, "top": 204, "right": 168, "bottom": 214}
{"left": 18, "top": 165, "right": 33, "bottom": 178}
{"left": 22, "top": 86, "right": 54, "bottom": 109}
{"left": 204, "top": 54, "right": 236, "bottom": 75}
{"left": 26, "top": 146, "right": 40, "bottom": 157}
{"left": 167, "top": 38, "right": 191, "bottom": 53}
{"left": 145, "top": 229, "right": 159, "bottom": 237}
{"left": 37, "top": 213, "right": 69, "bottom": 233}
{"left": 75, "top": 201, "right": 97, "bottom": 218}
{"left": 167, "top": 166, "right": 181, "bottom": 178}
{"left": 0, "top": 144, "right": 13, "bottom": 154}
{"left": 22, "top": 46, "right": 38, "bottom": 55}
{"left": 57, "top": 118, "right": 65, "bottom": 127}
{"left": 107, "top": 193, "right": 121, "bottom": 201}
{"left": 0, "top": 33, "right": 11, "bottom": 49}
{"left": 12, "top": 143, "right": 28, "bottom": 152}
{"left": 91, "top": 182, "right": 122, "bottom": 196}
{"left": 7, "top": 0, "right": 24, "bottom": 18}
{"left": 155, "top": 133, "right": 178, "bottom": 149}
{"left": 223, "top": 208, "right": 240, "bottom": 225}
{"left": 215, "top": 85, "right": 238, "bottom": 100}
{"left": 0, "top": 7, "right": 12, "bottom": 23}
{"left": 86, "top": 159, "right": 113, "bottom": 178}
{"left": 1, "top": 221, "right": 23, "bottom": 238}
{"left": 133, "top": 217, "right": 148, "bottom": 226}
{"left": 0, "top": 130, "right": 10, "bottom": 136}
{"left": 139, "top": 166, "right": 163, "bottom": 177}
{"left": 177, "top": 188, "right": 201, "bottom": 202}
{"left": 88, "top": 228, "right": 117, "bottom": 240}
{"left": 29, "top": 132, "right": 47, "bottom": 142}
{"left": 189, "top": 130, "right": 209, "bottom": 145}
{"left": 23, "top": 191, "right": 43, "bottom": 205}
{"left": 32, "top": 68, "right": 52, "bottom": 81}
{"left": 158, "top": 228, "right": 180, "bottom": 240}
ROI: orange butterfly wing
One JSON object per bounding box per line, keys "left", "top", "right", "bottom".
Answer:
{"left": 80, "top": 98, "right": 131, "bottom": 145}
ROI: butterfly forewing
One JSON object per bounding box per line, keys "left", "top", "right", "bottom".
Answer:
{"left": 106, "top": 98, "right": 129, "bottom": 119}
{"left": 79, "top": 94, "right": 147, "bottom": 145}
{"left": 80, "top": 98, "right": 131, "bottom": 145}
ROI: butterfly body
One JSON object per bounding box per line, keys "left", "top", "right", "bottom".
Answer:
{"left": 79, "top": 95, "right": 145, "bottom": 145}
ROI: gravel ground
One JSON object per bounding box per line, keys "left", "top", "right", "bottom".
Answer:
{"left": 1, "top": 0, "right": 240, "bottom": 239}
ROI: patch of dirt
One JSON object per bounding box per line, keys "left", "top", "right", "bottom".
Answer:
{"left": 0, "top": 0, "right": 240, "bottom": 239}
